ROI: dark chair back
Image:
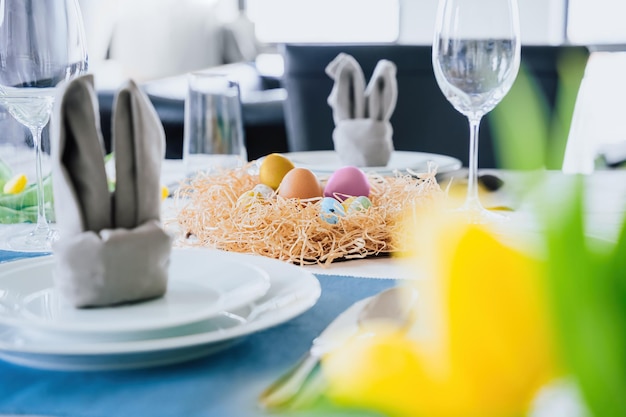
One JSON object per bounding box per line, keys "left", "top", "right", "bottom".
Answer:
{"left": 280, "top": 43, "right": 588, "bottom": 168}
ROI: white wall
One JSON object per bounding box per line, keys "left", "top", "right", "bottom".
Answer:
{"left": 78, "top": 0, "right": 120, "bottom": 63}
{"left": 77, "top": 0, "right": 575, "bottom": 84}
{"left": 79, "top": 0, "right": 244, "bottom": 83}
{"left": 568, "top": 0, "right": 626, "bottom": 45}
{"left": 398, "top": 0, "right": 566, "bottom": 45}
{"left": 109, "top": 0, "right": 228, "bottom": 81}
{"left": 247, "top": 0, "right": 399, "bottom": 43}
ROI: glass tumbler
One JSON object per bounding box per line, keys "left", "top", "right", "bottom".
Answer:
{"left": 183, "top": 72, "right": 247, "bottom": 176}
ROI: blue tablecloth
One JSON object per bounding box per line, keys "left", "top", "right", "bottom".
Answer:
{"left": 0, "top": 250, "right": 395, "bottom": 417}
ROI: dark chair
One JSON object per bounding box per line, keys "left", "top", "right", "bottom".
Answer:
{"left": 280, "top": 43, "right": 589, "bottom": 168}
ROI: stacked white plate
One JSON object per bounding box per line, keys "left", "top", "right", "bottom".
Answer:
{"left": 0, "top": 248, "right": 321, "bottom": 371}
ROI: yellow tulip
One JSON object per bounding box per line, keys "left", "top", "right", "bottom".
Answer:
{"left": 323, "top": 213, "right": 557, "bottom": 417}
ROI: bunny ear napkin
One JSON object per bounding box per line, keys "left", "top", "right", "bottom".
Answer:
{"left": 51, "top": 74, "right": 173, "bottom": 308}
{"left": 326, "top": 53, "right": 398, "bottom": 167}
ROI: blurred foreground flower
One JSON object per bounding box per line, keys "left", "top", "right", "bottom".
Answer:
{"left": 322, "top": 212, "right": 557, "bottom": 417}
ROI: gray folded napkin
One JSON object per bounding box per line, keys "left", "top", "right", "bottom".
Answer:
{"left": 326, "top": 54, "right": 398, "bottom": 167}
{"left": 51, "top": 74, "right": 172, "bottom": 308}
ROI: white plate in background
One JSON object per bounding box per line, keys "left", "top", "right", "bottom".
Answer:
{"left": 281, "top": 150, "right": 462, "bottom": 176}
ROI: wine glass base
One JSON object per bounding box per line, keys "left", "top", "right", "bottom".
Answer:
{"left": 6, "top": 224, "right": 58, "bottom": 253}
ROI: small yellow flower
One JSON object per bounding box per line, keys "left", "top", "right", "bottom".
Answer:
{"left": 3, "top": 174, "right": 27, "bottom": 194}
{"left": 161, "top": 185, "right": 169, "bottom": 201}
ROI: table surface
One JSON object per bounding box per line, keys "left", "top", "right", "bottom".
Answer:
{"left": 0, "top": 168, "right": 624, "bottom": 417}
{"left": 0, "top": 253, "right": 395, "bottom": 417}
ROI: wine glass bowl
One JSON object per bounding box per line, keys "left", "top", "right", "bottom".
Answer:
{"left": 432, "top": 0, "right": 521, "bottom": 222}
{"left": 435, "top": 40, "right": 519, "bottom": 118}
{"left": 0, "top": 0, "right": 88, "bottom": 251}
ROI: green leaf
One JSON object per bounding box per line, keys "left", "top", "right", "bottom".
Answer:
{"left": 490, "top": 49, "right": 588, "bottom": 170}
{"left": 546, "top": 49, "right": 589, "bottom": 169}
{"left": 542, "top": 176, "right": 626, "bottom": 417}
{"left": 490, "top": 63, "right": 549, "bottom": 170}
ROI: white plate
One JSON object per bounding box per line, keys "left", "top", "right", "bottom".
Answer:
{"left": 0, "top": 250, "right": 321, "bottom": 370}
{"left": 281, "top": 150, "right": 462, "bottom": 176}
{"left": 0, "top": 249, "right": 270, "bottom": 336}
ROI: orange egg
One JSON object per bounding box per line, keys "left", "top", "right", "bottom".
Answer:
{"left": 277, "top": 168, "right": 322, "bottom": 199}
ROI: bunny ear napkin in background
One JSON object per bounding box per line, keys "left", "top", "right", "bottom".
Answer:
{"left": 365, "top": 59, "right": 398, "bottom": 123}
{"left": 326, "top": 53, "right": 366, "bottom": 123}
{"left": 326, "top": 54, "right": 398, "bottom": 167}
{"left": 51, "top": 74, "right": 173, "bottom": 308}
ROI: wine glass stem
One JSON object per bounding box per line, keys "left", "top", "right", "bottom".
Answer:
{"left": 465, "top": 116, "right": 483, "bottom": 211}
{"left": 30, "top": 124, "right": 50, "bottom": 233}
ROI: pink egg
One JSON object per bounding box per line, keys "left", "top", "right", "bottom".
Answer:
{"left": 323, "top": 166, "right": 370, "bottom": 202}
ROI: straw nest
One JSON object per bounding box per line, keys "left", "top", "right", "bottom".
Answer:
{"left": 172, "top": 163, "right": 443, "bottom": 265}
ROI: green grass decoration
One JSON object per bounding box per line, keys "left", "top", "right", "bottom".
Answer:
{"left": 0, "top": 158, "right": 12, "bottom": 189}
{"left": 0, "top": 175, "right": 53, "bottom": 223}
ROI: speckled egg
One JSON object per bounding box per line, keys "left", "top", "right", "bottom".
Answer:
{"left": 277, "top": 168, "right": 322, "bottom": 199}
{"left": 237, "top": 190, "right": 262, "bottom": 207}
{"left": 324, "top": 166, "right": 370, "bottom": 202}
{"left": 320, "top": 197, "right": 346, "bottom": 224}
{"left": 343, "top": 196, "right": 372, "bottom": 213}
{"left": 253, "top": 183, "right": 274, "bottom": 199}
{"left": 237, "top": 184, "right": 275, "bottom": 208}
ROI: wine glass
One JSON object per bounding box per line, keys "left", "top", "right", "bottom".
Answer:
{"left": 432, "top": 0, "right": 521, "bottom": 223}
{"left": 0, "top": 0, "right": 88, "bottom": 251}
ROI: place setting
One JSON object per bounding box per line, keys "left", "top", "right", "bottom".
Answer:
{"left": 1, "top": 0, "right": 624, "bottom": 415}
{"left": 0, "top": 248, "right": 321, "bottom": 371}
{"left": 0, "top": 71, "right": 322, "bottom": 372}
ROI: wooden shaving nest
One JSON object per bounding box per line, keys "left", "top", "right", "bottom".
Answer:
{"left": 172, "top": 163, "right": 443, "bottom": 265}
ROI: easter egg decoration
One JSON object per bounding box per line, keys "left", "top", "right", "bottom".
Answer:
{"left": 324, "top": 166, "right": 370, "bottom": 202}
{"left": 237, "top": 184, "right": 274, "bottom": 208}
{"left": 277, "top": 167, "right": 322, "bottom": 200}
{"left": 237, "top": 190, "right": 262, "bottom": 207}
{"left": 343, "top": 196, "right": 372, "bottom": 214}
{"left": 253, "top": 183, "right": 274, "bottom": 199}
{"left": 259, "top": 153, "right": 295, "bottom": 190}
{"left": 320, "top": 197, "right": 346, "bottom": 224}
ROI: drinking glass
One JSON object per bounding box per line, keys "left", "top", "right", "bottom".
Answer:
{"left": 183, "top": 72, "right": 247, "bottom": 176}
{"left": 0, "top": 0, "right": 88, "bottom": 251}
{"left": 432, "top": 0, "right": 521, "bottom": 223}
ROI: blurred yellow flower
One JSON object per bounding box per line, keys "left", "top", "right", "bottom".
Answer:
{"left": 161, "top": 184, "right": 169, "bottom": 201}
{"left": 322, "top": 213, "right": 557, "bottom": 417}
{"left": 3, "top": 173, "right": 27, "bottom": 195}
